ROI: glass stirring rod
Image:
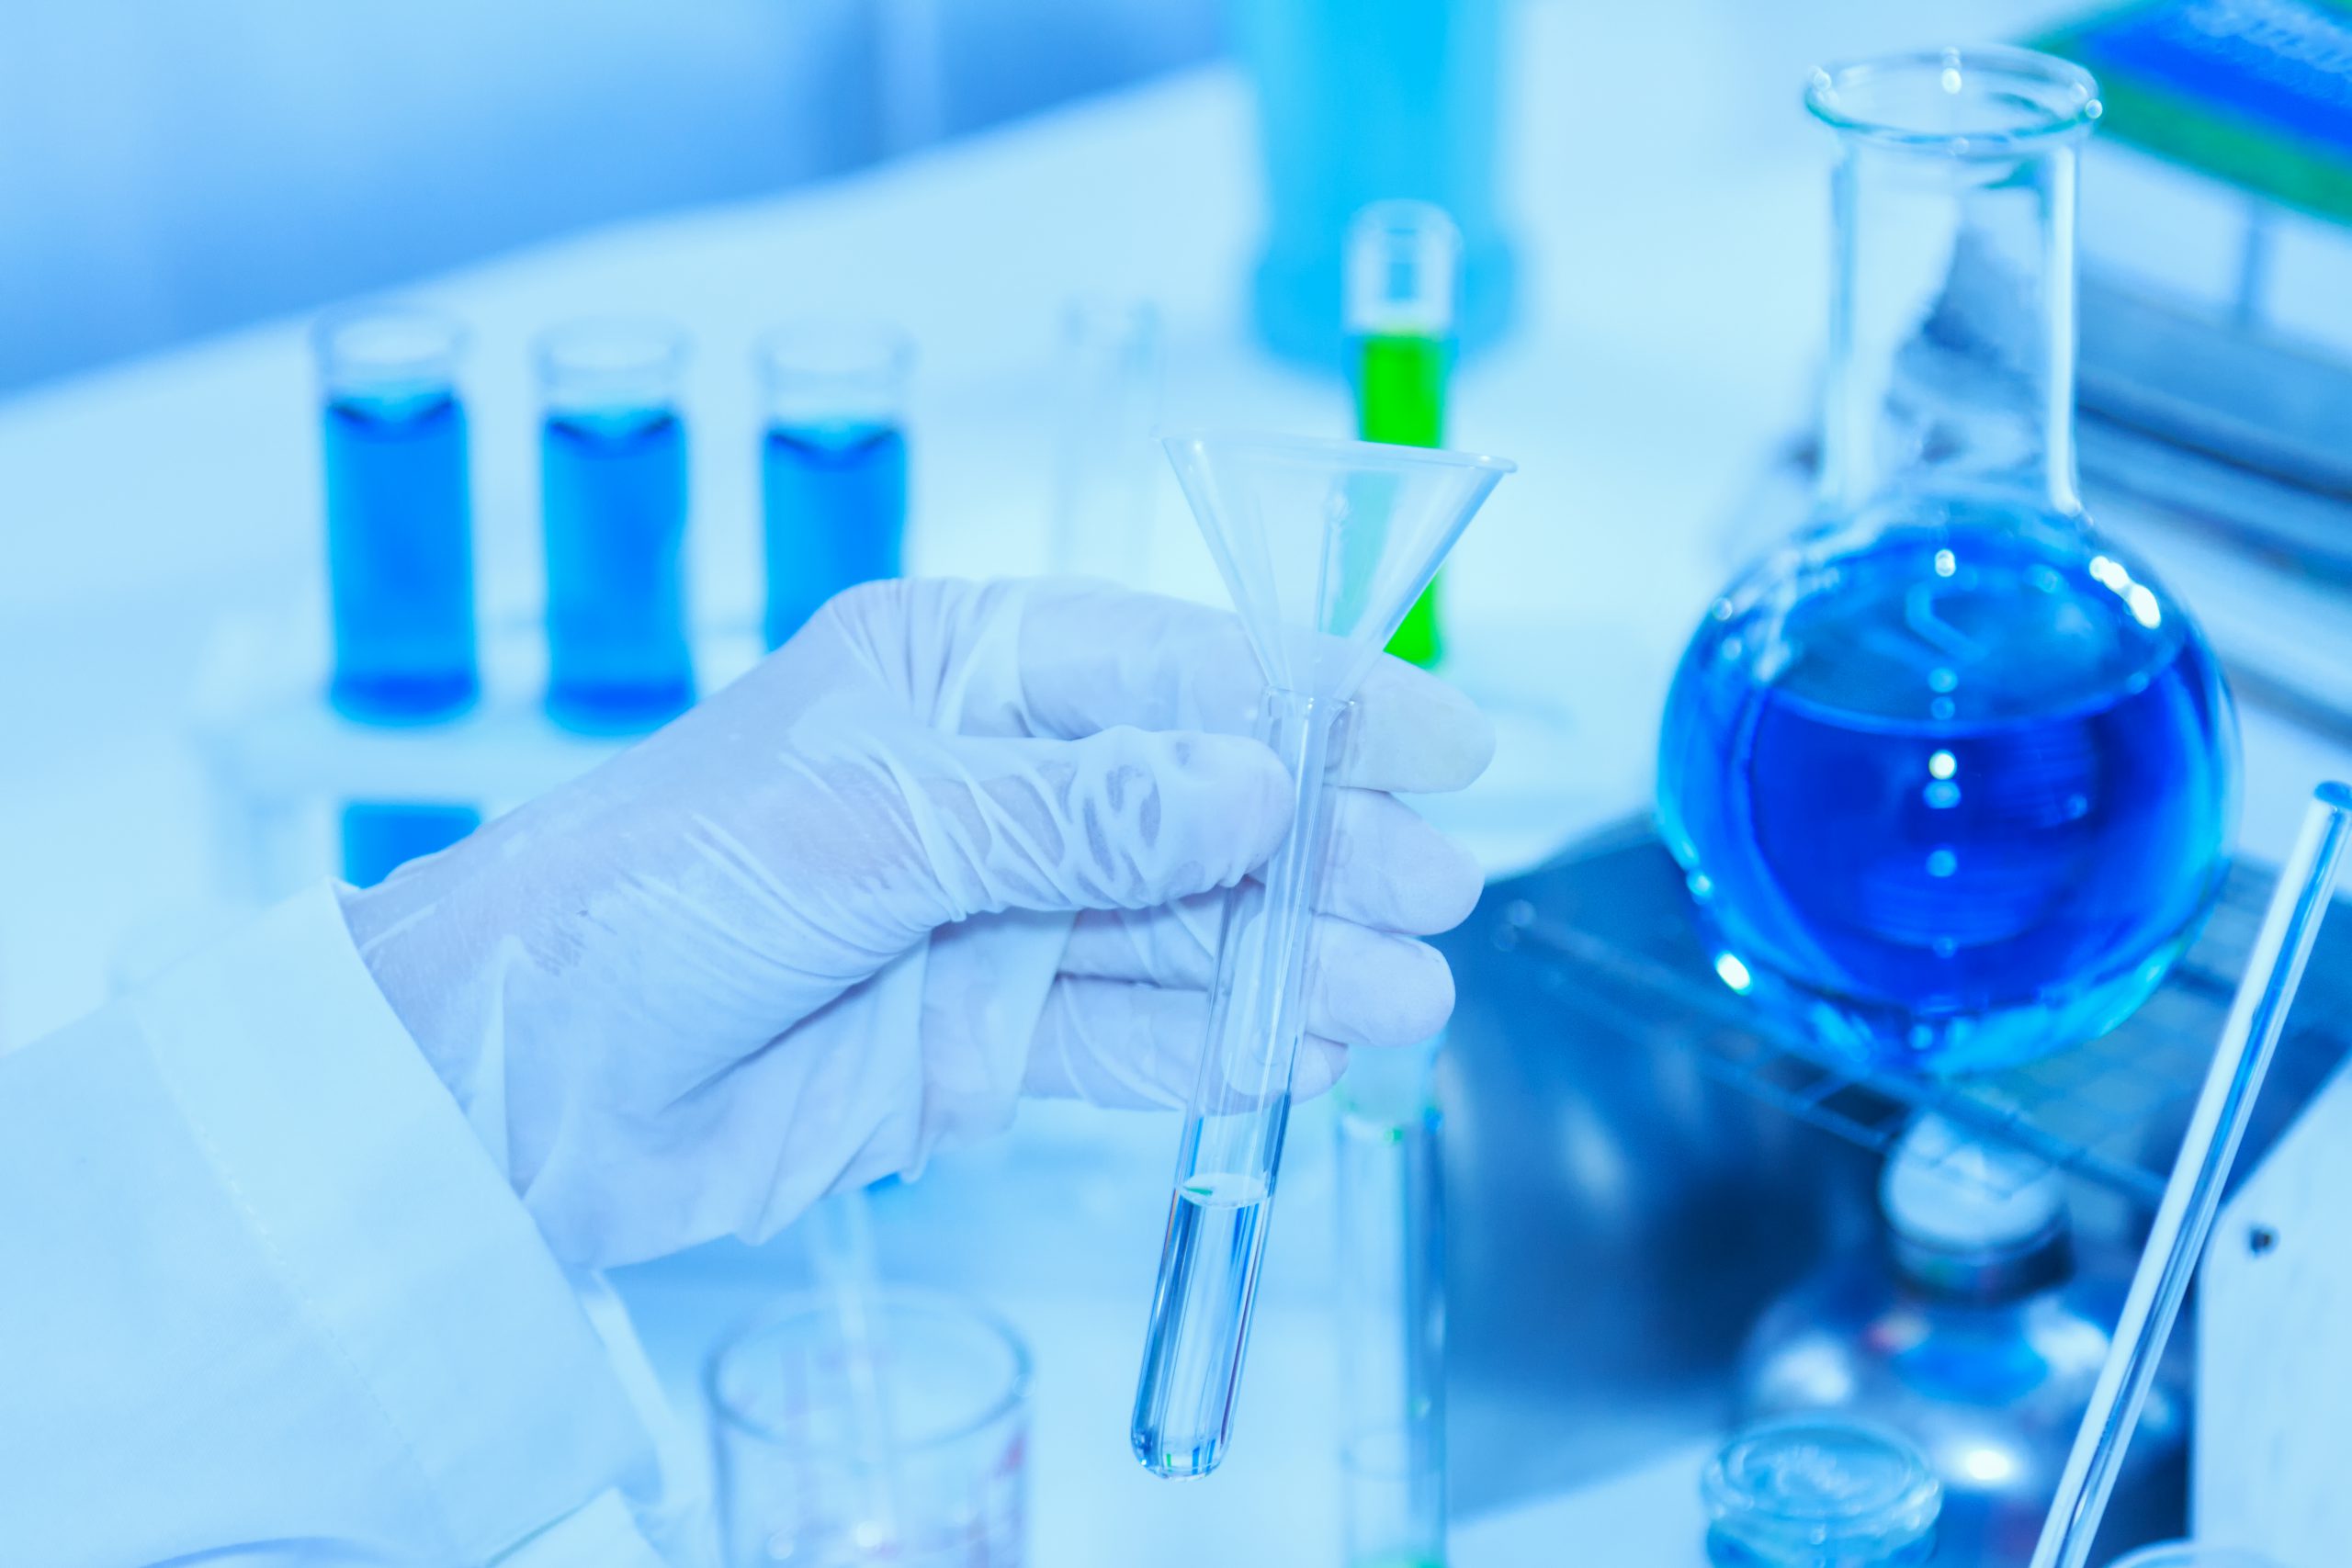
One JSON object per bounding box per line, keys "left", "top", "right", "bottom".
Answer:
{"left": 2031, "top": 781, "right": 2352, "bottom": 1568}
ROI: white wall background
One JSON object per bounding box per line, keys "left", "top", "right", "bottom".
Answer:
{"left": 0, "top": 0, "right": 1219, "bottom": 392}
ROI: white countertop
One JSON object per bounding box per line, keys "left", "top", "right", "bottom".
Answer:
{"left": 6, "top": 0, "right": 2345, "bottom": 1562}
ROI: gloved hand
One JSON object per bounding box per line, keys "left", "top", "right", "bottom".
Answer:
{"left": 343, "top": 578, "right": 1492, "bottom": 1268}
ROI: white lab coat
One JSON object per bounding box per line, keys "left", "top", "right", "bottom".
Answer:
{"left": 0, "top": 886, "right": 691, "bottom": 1565}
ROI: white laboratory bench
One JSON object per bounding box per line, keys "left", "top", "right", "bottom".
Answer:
{"left": 6, "top": 0, "right": 2347, "bottom": 1562}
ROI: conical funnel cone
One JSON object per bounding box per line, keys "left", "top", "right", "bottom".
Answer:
{"left": 1162, "top": 431, "right": 1514, "bottom": 699}
{"left": 1131, "top": 429, "right": 1514, "bottom": 1483}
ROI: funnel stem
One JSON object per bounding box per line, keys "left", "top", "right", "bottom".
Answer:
{"left": 1133, "top": 688, "right": 1348, "bottom": 1478}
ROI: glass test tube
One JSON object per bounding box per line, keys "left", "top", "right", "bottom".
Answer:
{"left": 315, "top": 307, "right": 479, "bottom": 722}
{"left": 1336, "top": 1041, "right": 1447, "bottom": 1568}
{"left": 1346, "top": 201, "right": 1460, "bottom": 669}
{"left": 537, "top": 318, "right": 695, "bottom": 734}
{"left": 1047, "top": 298, "right": 1161, "bottom": 584}
{"left": 758, "top": 324, "right": 912, "bottom": 649}
{"left": 1132, "top": 689, "right": 1351, "bottom": 1478}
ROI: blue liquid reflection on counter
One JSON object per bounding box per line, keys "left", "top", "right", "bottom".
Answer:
{"left": 1658, "top": 509, "right": 2234, "bottom": 1072}
{"left": 761, "top": 421, "right": 907, "bottom": 649}
{"left": 542, "top": 407, "right": 694, "bottom": 732}
{"left": 340, "top": 802, "right": 481, "bottom": 889}
{"left": 323, "top": 389, "right": 478, "bottom": 722}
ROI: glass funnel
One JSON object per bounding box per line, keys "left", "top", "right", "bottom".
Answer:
{"left": 1132, "top": 431, "right": 1512, "bottom": 1480}
{"left": 1657, "top": 48, "right": 2239, "bottom": 1075}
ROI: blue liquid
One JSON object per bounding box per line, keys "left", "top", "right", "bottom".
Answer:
{"left": 1132, "top": 1173, "right": 1271, "bottom": 1478}
{"left": 761, "top": 422, "right": 907, "bottom": 649}
{"left": 1659, "top": 511, "right": 2235, "bottom": 1072}
{"left": 323, "top": 392, "right": 478, "bottom": 723}
{"left": 340, "top": 802, "right": 481, "bottom": 888}
{"left": 541, "top": 408, "right": 694, "bottom": 733}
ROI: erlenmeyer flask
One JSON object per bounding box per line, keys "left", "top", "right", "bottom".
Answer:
{"left": 1657, "top": 48, "right": 2239, "bottom": 1074}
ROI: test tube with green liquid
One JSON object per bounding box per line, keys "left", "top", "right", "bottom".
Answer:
{"left": 1347, "top": 201, "right": 1461, "bottom": 669}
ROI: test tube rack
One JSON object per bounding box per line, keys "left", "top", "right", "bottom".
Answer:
{"left": 192, "top": 599, "right": 764, "bottom": 903}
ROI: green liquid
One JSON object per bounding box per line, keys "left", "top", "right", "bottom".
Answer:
{"left": 1354, "top": 333, "right": 1450, "bottom": 668}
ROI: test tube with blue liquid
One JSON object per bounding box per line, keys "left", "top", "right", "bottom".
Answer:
{"left": 537, "top": 318, "right": 695, "bottom": 733}
{"left": 340, "top": 802, "right": 481, "bottom": 888}
{"left": 315, "top": 307, "right": 479, "bottom": 722}
{"left": 757, "top": 325, "right": 911, "bottom": 648}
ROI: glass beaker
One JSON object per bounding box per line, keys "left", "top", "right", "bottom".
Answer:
{"left": 709, "top": 1289, "right": 1029, "bottom": 1568}
{"left": 757, "top": 324, "right": 913, "bottom": 649}
{"left": 314, "top": 306, "right": 479, "bottom": 724}
{"left": 1657, "top": 48, "right": 2239, "bottom": 1075}
{"left": 537, "top": 317, "right": 695, "bottom": 734}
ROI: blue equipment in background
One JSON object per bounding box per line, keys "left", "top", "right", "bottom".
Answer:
{"left": 1236, "top": 0, "right": 1515, "bottom": 367}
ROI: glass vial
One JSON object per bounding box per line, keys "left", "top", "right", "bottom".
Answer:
{"left": 537, "top": 317, "right": 695, "bottom": 734}
{"left": 315, "top": 307, "right": 479, "bottom": 723}
{"left": 1347, "top": 200, "right": 1461, "bottom": 669}
{"left": 1336, "top": 1040, "right": 1447, "bottom": 1568}
{"left": 1047, "top": 297, "right": 1160, "bottom": 585}
{"left": 1703, "top": 1416, "right": 1941, "bottom": 1567}
{"left": 757, "top": 324, "right": 912, "bottom": 649}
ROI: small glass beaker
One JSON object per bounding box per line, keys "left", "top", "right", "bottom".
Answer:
{"left": 537, "top": 317, "right": 695, "bottom": 734}
{"left": 1703, "top": 1416, "right": 1942, "bottom": 1567}
{"left": 756, "top": 324, "right": 912, "bottom": 649}
{"left": 314, "top": 305, "right": 479, "bottom": 724}
{"left": 709, "top": 1289, "right": 1029, "bottom": 1568}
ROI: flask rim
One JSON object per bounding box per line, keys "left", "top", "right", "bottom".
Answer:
{"left": 1807, "top": 45, "right": 2100, "bottom": 153}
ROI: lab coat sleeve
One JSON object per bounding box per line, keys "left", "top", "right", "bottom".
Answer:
{"left": 0, "top": 885, "right": 670, "bottom": 1566}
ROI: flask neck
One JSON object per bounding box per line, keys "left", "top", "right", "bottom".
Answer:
{"left": 1817, "top": 100, "right": 2090, "bottom": 519}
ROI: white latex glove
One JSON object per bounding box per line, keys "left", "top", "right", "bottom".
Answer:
{"left": 345, "top": 578, "right": 1492, "bottom": 1268}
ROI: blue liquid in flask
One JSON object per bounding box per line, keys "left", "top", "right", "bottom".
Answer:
{"left": 542, "top": 408, "right": 694, "bottom": 733}
{"left": 761, "top": 422, "right": 907, "bottom": 649}
{"left": 323, "top": 391, "right": 478, "bottom": 722}
{"left": 1659, "top": 506, "right": 2235, "bottom": 1072}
